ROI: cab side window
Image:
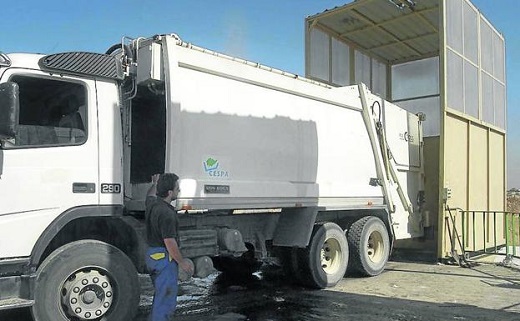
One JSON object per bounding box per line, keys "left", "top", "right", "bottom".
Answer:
{"left": 6, "top": 75, "right": 87, "bottom": 148}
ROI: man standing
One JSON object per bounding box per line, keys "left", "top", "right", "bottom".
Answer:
{"left": 145, "top": 173, "right": 193, "bottom": 321}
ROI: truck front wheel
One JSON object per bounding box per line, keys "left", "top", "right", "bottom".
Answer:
{"left": 298, "top": 222, "right": 348, "bottom": 289}
{"left": 31, "top": 240, "right": 139, "bottom": 321}
{"left": 347, "top": 216, "right": 390, "bottom": 276}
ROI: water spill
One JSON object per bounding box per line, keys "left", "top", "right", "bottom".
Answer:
{"left": 134, "top": 262, "right": 520, "bottom": 321}
{"left": 2, "top": 262, "right": 518, "bottom": 321}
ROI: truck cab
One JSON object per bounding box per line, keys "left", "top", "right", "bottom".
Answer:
{"left": 0, "top": 52, "right": 142, "bottom": 321}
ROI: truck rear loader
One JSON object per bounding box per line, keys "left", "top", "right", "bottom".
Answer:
{"left": 0, "top": 34, "right": 425, "bottom": 321}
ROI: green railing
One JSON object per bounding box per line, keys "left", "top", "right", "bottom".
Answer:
{"left": 445, "top": 207, "right": 520, "bottom": 262}
{"left": 505, "top": 212, "right": 520, "bottom": 257}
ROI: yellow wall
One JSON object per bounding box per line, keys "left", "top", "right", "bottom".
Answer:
{"left": 440, "top": 113, "right": 506, "bottom": 257}
{"left": 444, "top": 115, "right": 468, "bottom": 209}
{"left": 489, "top": 132, "right": 505, "bottom": 209}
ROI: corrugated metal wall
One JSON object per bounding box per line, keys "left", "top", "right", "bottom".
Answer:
{"left": 440, "top": 0, "right": 506, "bottom": 258}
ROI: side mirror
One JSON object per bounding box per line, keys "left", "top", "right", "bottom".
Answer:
{"left": 0, "top": 82, "right": 19, "bottom": 140}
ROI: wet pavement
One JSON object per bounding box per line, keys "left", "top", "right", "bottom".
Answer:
{"left": 138, "top": 260, "right": 520, "bottom": 321}
{"left": 2, "top": 260, "right": 520, "bottom": 321}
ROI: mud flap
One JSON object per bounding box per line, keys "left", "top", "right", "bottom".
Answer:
{"left": 272, "top": 207, "right": 320, "bottom": 248}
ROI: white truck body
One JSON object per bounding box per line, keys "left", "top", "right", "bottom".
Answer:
{"left": 0, "top": 34, "right": 424, "bottom": 318}
{"left": 128, "top": 37, "right": 423, "bottom": 238}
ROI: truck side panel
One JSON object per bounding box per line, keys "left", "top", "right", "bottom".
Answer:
{"left": 130, "top": 38, "right": 386, "bottom": 211}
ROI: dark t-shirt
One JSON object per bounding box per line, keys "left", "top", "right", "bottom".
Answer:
{"left": 145, "top": 196, "right": 178, "bottom": 247}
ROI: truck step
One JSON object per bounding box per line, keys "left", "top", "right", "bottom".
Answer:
{"left": 0, "top": 298, "right": 34, "bottom": 310}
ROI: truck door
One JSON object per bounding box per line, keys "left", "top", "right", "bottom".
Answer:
{"left": 0, "top": 70, "right": 99, "bottom": 259}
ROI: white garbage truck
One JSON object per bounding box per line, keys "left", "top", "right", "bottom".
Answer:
{"left": 0, "top": 34, "right": 425, "bottom": 321}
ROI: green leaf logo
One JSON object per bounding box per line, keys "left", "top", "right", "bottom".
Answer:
{"left": 206, "top": 158, "right": 217, "bottom": 167}
{"left": 204, "top": 157, "right": 219, "bottom": 172}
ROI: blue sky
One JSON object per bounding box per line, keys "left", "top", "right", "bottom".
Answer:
{"left": 1, "top": 0, "right": 518, "bottom": 187}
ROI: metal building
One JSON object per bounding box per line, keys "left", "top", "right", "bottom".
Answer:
{"left": 305, "top": 0, "right": 507, "bottom": 259}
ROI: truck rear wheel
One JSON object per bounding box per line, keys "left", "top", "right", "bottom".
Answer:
{"left": 347, "top": 216, "right": 390, "bottom": 276}
{"left": 298, "top": 222, "right": 348, "bottom": 289}
{"left": 31, "top": 240, "right": 139, "bottom": 321}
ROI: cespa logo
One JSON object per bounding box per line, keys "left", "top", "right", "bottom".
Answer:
{"left": 203, "top": 157, "right": 229, "bottom": 178}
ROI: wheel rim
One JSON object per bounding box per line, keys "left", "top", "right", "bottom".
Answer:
{"left": 367, "top": 230, "right": 384, "bottom": 263}
{"left": 61, "top": 269, "right": 114, "bottom": 320}
{"left": 320, "top": 237, "right": 343, "bottom": 274}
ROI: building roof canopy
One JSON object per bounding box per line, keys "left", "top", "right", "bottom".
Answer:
{"left": 307, "top": 0, "right": 440, "bottom": 64}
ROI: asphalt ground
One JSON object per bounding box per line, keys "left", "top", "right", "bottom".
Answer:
{"left": 136, "top": 259, "right": 520, "bottom": 321}
{"left": 2, "top": 259, "right": 519, "bottom": 321}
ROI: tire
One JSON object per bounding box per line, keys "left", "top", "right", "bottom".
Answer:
{"left": 31, "top": 240, "right": 140, "bottom": 321}
{"left": 276, "top": 246, "right": 303, "bottom": 284}
{"left": 298, "top": 222, "right": 349, "bottom": 289}
{"left": 347, "top": 216, "right": 390, "bottom": 276}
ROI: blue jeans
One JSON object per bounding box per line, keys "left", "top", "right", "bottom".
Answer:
{"left": 145, "top": 247, "right": 179, "bottom": 321}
